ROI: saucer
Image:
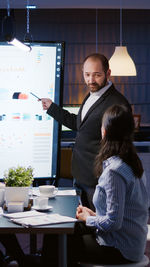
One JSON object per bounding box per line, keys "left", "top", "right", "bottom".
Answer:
{"left": 32, "top": 205, "right": 53, "bottom": 212}
{"left": 40, "top": 192, "right": 57, "bottom": 198}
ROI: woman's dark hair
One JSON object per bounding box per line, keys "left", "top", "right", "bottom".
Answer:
{"left": 83, "top": 53, "right": 109, "bottom": 74}
{"left": 95, "top": 104, "right": 143, "bottom": 178}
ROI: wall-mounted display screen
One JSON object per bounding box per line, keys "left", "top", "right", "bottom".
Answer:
{"left": 0, "top": 41, "right": 65, "bottom": 179}
{"left": 61, "top": 105, "right": 80, "bottom": 141}
{"left": 62, "top": 105, "right": 80, "bottom": 131}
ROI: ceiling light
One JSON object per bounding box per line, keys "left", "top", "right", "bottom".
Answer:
{"left": 96, "top": 9, "right": 98, "bottom": 53}
{"left": 109, "top": 46, "right": 136, "bottom": 76}
{"left": 8, "top": 38, "right": 31, "bottom": 52}
{"left": 4, "top": 0, "right": 31, "bottom": 52}
{"left": 109, "top": 0, "right": 136, "bottom": 76}
{"left": 26, "top": 5, "right": 36, "bottom": 9}
{"left": 24, "top": 0, "right": 33, "bottom": 42}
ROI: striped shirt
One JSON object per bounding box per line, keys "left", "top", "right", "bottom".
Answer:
{"left": 86, "top": 156, "right": 149, "bottom": 262}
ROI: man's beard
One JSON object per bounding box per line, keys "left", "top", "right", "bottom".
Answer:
{"left": 88, "top": 77, "right": 108, "bottom": 92}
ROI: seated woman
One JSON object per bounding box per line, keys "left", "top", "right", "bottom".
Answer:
{"left": 42, "top": 104, "right": 149, "bottom": 266}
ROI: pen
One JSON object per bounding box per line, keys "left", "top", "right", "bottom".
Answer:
{"left": 30, "top": 92, "right": 41, "bottom": 101}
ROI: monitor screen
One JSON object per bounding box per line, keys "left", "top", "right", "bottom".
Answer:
{"left": 62, "top": 105, "right": 80, "bottom": 131}
{"left": 61, "top": 105, "right": 80, "bottom": 141}
{"left": 0, "top": 41, "right": 65, "bottom": 179}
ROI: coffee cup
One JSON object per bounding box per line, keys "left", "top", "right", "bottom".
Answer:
{"left": 39, "top": 185, "right": 58, "bottom": 197}
{"left": 33, "top": 197, "right": 48, "bottom": 209}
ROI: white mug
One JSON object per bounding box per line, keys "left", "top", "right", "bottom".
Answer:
{"left": 33, "top": 197, "right": 48, "bottom": 209}
{"left": 39, "top": 185, "right": 58, "bottom": 197}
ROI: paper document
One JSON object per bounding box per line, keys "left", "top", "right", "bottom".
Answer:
{"left": 10, "top": 213, "right": 77, "bottom": 227}
{"left": 57, "top": 190, "right": 76, "bottom": 196}
{"left": 3, "top": 210, "right": 45, "bottom": 219}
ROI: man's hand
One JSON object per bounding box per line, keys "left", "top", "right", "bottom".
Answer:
{"left": 76, "top": 205, "right": 96, "bottom": 222}
{"left": 41, "top": 98, "right": 52, "bottom": 110}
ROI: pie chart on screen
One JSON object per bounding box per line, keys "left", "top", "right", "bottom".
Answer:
{"left": 12, "top": 92, "right": 28, "bottom": 99}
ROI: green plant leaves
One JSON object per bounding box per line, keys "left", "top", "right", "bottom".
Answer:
{"left": 4, "top": 166, "right": 34, "bottom": 187}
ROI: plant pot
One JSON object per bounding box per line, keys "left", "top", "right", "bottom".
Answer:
{"left": 5, "top": 187, "right": 29, "bottom": 208}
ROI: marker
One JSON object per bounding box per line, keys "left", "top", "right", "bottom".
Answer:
{"left": 30, "top": 92, "right": 41, "bottom": 100}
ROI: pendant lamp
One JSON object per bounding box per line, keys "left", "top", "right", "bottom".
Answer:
{"left": 8, "top": 38, "right": 31, "bottom": 52}
{"left": 109, "top": 0, "right": 136, "bottom": 76}
{"left": 96, "top": 9, "right": 98, "bottom": 53}
{"left": 24, "top": 0, "right": 33, "bottom": 43}
{"left": 5, "top": 0, "right": 31, "bottom": 52}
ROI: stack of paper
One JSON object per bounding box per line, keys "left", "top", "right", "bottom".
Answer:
{"left": 31, "top": 188, "right": 76, "bottom": 197}
{"left": 3, "top": 210, "right": 45, "bottom": 219}
{"left": 57, "top": 190, "right": 76, "bottom": 196}
{"left": 3, "top": 210, "right": 77, "bottom": 228}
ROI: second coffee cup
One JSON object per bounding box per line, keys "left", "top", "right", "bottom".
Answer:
{"left": 33, "top": 197, "right": 48, "bottom": 209}
{"left": 39, "top": 185, "right": 58, "bottom": 197}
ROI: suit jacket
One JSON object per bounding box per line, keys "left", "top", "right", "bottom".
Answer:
{"left": 47, "top": 84, "right": 131, "bottom": 187}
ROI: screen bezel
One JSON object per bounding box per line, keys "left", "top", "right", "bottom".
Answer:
{"left": 61, "top": 104, "right": 80, "bottom": 141}
{"left": 0, "top": 41, "right": 65, "bottom": 181}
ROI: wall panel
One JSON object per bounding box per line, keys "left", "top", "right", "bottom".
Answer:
{"left": 1, "top": 8, "right": 150, "bottom": 123}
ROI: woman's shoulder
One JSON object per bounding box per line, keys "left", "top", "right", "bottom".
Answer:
{"left": 103, "top": 156, "right": 134, "bottom": 183}
{"left": 103, "top": 156, "right": 125, "bottom": 170}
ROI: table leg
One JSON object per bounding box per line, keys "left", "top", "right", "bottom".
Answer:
{"left": 30, "top": 234, "right": 37, "bottom": 254}
{"left": 58, "top": 234, "right": 67, "bottom": 267}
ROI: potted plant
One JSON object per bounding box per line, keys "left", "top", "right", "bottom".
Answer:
{"left": 4, "top": 166, "right": 34, "bottom": 208}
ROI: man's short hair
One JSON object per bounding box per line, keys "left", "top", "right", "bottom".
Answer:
{"left": 83, "top": 53, "right": 109, "bottom": 74}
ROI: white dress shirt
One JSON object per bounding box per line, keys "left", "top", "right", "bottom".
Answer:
{"left": 81, "top": 81, "right": 112, "bottom": 121}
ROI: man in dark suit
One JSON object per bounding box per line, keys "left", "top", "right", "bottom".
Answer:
{"left": 41, "top": 53, "right": 131, "bottom": 210}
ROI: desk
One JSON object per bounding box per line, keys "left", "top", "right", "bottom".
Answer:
{"left": 0, "top": 193, "right": 79, "bottom": 267}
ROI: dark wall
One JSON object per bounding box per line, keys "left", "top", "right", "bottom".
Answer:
{"left": 1, "top": 9, "right": 150, "bottom": 124}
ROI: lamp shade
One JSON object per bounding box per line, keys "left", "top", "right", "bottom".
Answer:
{"left": 8, "top": 38, "right": 31, "bottom": 52}
{"left": 109, "top": 46, "right": 136, "bottom": 76}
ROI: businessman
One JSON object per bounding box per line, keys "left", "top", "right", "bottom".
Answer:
{"left": 41, "top": 53, "right": 131, "bottom": 210}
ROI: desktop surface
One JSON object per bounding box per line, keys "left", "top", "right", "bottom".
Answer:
{"left": 0, "top": 192, "right": 79, "bottom": 233}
